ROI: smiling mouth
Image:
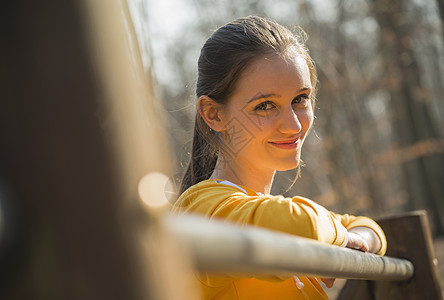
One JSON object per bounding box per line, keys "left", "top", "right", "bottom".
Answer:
{"left": 269, "top": 138, "right": 300, "bottom": 149}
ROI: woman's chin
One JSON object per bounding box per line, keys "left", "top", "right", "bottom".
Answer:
{"left": 274, "top": 159, "right": 300, "bottom": 171}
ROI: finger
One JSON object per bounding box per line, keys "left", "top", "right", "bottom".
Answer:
{"left": 320, "top": 278, "right": 335, "bottom": 288}
{"left": 346, "top": 232, "right": 369, "bottom": 252}
{"left": 360, "top": 239, "right": 369, "bottom": 252}
{"left": 352, "top": 236, "right": 369, "bottom": 252}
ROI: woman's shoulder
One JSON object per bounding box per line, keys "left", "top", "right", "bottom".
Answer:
{"left": 180, "top": 179, "right": 258, "bottom": 198}
{"left": 172, "top": 179, "right": 259, "bottom": 211}
{"left": 177, "top": 179, "right": 318, "bottom": 205}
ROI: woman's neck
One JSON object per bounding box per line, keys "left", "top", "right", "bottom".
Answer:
{"left": 210, "top": 154, "right": 275, "bottom": 194}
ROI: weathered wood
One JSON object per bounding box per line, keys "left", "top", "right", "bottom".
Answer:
{"left": 0, "top": 0, "right": 194, "bottom": 299}
{"left": 166, "top": 215, "right": 414, "bottom": 281}
{"left": 338, "top": 210, "right": 443, "bottom": 300}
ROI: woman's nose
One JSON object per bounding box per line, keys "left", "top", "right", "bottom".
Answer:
{"left": 278, "top": 107, "right": 302, "bottom": 134}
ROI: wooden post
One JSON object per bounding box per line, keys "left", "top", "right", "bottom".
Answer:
{"left": 338, "top": 210, "right": 443, "bottom": 299}
{"left": 0, "top": 0, "right": 196, "bottom": 299}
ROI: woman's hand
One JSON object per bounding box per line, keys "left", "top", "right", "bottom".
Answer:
{"left": 321, "top": 228, "right": 380, "bottom": 288}
{"left": 345, "top": 231, "right": 369, "bottom": 252}
{"left": 347, "top": 227, "right": 381, "bottom": 254}
{"left": 320, "top": 277, "right": 336, "bottom": 288}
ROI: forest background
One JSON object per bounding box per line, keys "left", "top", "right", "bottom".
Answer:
{"left": 136, "top": 0, "right": 444, "bottom": 234}
{"left": 129, "top": 0, "right": 444, "bottom": 294}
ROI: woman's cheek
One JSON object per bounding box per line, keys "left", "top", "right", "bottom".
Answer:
{"left": 300, "top": 108, "right": 314, "bottom": 129}
{"left": 251, "top": 116, "right": 275, "bottom": 136}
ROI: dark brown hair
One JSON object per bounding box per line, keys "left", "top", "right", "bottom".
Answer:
{"left": 180, "top": 16, "right": 318, "bottom": 194}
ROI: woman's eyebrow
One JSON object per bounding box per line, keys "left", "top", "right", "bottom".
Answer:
{"left": 299, "top": 87, "right": 311, "bottom": 93}
{"left": 247, "top": 93, "right": 280, "bottom": 103}
{"left": 247, "top": 87, "right": 311, "bottom": 103}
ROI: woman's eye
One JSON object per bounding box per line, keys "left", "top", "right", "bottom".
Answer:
{"left": 254, "top": 101, "right": 274, "bottom": 111}
{"left": 292, "top": 94, "right": 309, "bottom": 104}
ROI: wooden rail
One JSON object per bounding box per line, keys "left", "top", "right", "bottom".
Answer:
{"left": 166, "top": 211, "right": 443, "bottom": 299}
{"left": 165, "top": 215, "right": 414, "bottom": 281}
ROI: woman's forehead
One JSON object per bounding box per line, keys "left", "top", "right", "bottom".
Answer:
{"left": 239, "top": 52, "right": 311, "bottom": 90}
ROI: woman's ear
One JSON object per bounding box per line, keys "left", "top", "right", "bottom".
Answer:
{"left": 198, "top": 95, "right": 225, "bottom": 131}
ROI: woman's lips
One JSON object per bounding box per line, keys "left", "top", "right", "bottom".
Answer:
{"left": 269, "top": 138, "right": 300, "bottom": 149}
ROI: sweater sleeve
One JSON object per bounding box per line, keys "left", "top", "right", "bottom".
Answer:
{"left": 173, "top": 182, "right": 348, "bottom": 247}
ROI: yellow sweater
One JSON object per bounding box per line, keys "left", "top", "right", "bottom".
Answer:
{"left": 172, "top": 179, "right": 387, "bottom": 300}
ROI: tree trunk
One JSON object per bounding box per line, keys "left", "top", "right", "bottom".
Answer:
{"left": 371, "top": 0, "right": 444, "bottom": 235}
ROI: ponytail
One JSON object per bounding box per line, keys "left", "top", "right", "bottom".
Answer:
{"left": 180, "top": 113, "right": 218, "bottom": 194}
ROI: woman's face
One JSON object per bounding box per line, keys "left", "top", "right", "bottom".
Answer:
{"left": 219, "top": 50, "right": 314, "bottom": 173}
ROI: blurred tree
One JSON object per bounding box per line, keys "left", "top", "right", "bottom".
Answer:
{"left": 437, "top": 0, "right": 444, "bottom": 38}
{"left": 371, "top": 0, "right": 444, "bottom": 235}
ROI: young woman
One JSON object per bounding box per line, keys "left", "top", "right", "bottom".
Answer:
{"left": 173, "top": 16, "right": 386, "bottom": 300}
